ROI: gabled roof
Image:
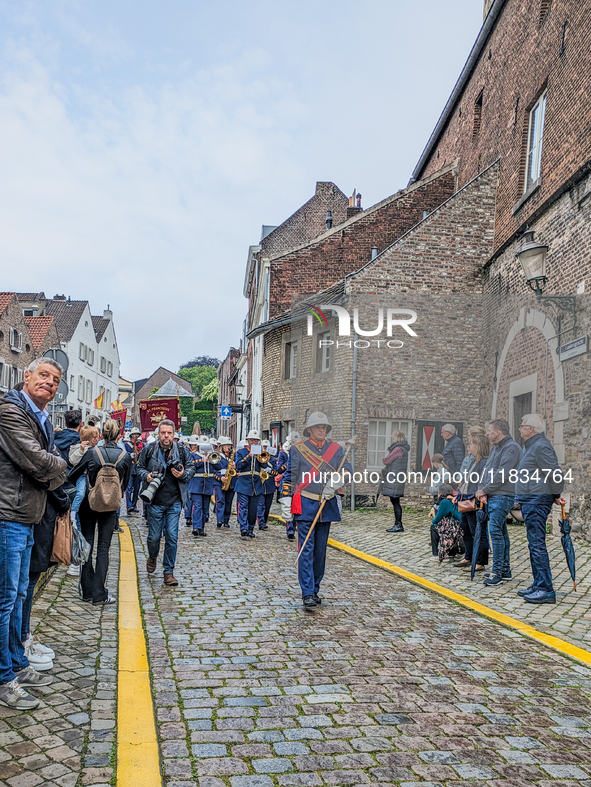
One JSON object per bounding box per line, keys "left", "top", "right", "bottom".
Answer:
{"left": 16, "top": 292, "right": 46, "bottom": 301}
{"left": 247, "top": 279, "right": 347, "bottom": 339}
{"left": 154, "top": 377, "right": 194, "bottom": 397}
{"left": 24, "top": 316, "right": 55, "bottom": 351}
{"left": 92, "top": 315, "right": 110, "bottom": 341}
{"left": 0, "top": 292, "right": 15, "bottom": 315}
{"left": 45, "top": 299, "right": 88, "bottom": 342}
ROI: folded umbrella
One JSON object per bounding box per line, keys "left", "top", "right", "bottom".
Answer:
{"left": 471, "top": 503, "right": 488, "bottom": 581}
{"left": 559, "top": 505, "right": 577, "bottom": 591}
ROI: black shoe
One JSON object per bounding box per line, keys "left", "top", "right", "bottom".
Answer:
{"left": 186, "top": 519, "right": 192, "bottom": 528}
{"left": 485, "top": 570, "right": 513, "bottom": 580}
{"left": 114, "top": 525, "right": 123, "bottom": 533}
{"left": 259, "top": 524, "right": 268, "bottom": 531}
{"left": 192, "top": 530, "right": 200, "bottom": 537}
{"left": 223, "top": 522, "right": 230, "bottom": 528}
{"left": 247, "top": 532, "right": 256, "bottom": 538}
{"left": 287, "top": 533, "right": 295, "bottom": 540}
{"left": 517, "top": 585, "right": 534, "bottom": 597}
{"left": 302, "top": 595, "right": 317, "bottom": 608}
{"left": 240, "top": 531, "right": 248, "bottom": 538}
{"left": 386, "top": 523, "right": 404, "bottom": 533}
{"left": 313, "top": 593, "right": 322, "bottom": 605}
{"left": 483, "top": 572, "right": 503, "bottom": 586}
{"left": 198, "top": 530, "right": 207, "bottom": 537}
{"left": 524, "top": 589, "right": 556, "bottom": 604}
{"left": 217, "top": 523, "right": 223, "bottom": 528}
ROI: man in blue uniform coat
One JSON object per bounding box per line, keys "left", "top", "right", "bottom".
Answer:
{"left": 188, "top": 436, "right": 215, "bottom": 537}
{"left": 275, "top": 432, "right": 300, "bottom": 540}
{"left": 213, "top": 436, "right": 235, "bottom": 527}
{"left": 234, "top": 429, "right": 266, "bottom": 538}
{"left": 256, "top": 440, "right": 278, "bottom": 531}
{"left": 281, "top": 412, "right": 352, "bottom": 609}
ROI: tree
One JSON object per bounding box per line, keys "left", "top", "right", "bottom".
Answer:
{"left": 200, "top": 377, "right": 218, "bottom": 402}
{"left": 177, "top": 365, "right": 217, "bottom": 398}
{"left": 180, "top": 356, "right": 220, "bottom": 369}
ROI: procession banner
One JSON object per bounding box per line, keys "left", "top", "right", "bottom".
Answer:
{"left": 110, "top": 408, "right": 128, "bottom": 437}
{"left": 139, "top": 398, "right": 180, "bottom": 431}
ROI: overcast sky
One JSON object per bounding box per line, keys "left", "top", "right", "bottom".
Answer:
{"left": 0, "top": 0, "right": 483, "bottom": 379}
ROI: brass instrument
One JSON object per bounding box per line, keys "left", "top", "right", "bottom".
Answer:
{"left": 256, "top": 451, "right": 271, "bottom": 482}
{"left": 208, "top": 451, "right": 222, "bottom": 466}
{"left": 222, "top": 449, "right": 236, "bottom": 491}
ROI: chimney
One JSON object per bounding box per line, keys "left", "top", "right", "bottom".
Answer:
{"left": 104, "top": 306, "right": 113, "bottom": 320}
{"left": 346, "top": 189, "right": 362, "bottom": 219}
{"left": 53, "top": 294, "right": 66, "bottom": 300}
{"left": 325, "top": 211, "right": 333, "bottom": 230}
{"left": 371, "top": 245, "right": 378, "bottom": 260}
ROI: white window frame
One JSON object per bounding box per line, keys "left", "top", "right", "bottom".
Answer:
{"left": 77, "top": 375, "right": 85, "bottom": 402}
{"left": 107, "top": 361, "right": 113, "bottom": 377}
{"left": 100, "top": 356, "right": 106, "bottom": 373}
{"left": 319, "top": 332, "right": 330, "bottom": 373}
{"left": 289, "top": 342, "right": 298, "bottom": 379}
{"left": 367, "top": 419, "right": 412, "bottom": 470}
{"left": 87, "top": 348, "right": 95, "bottom": 367}
{"left": 69, "top": 375, "right": 75, "bottom": 392}
{"left": 79, "top": 342, "right": 87, "bottom": 361}
{"left": 86, "top": 380, "right": 93, "bottom": 404}
{"left": 525, "top": 91, "right": 546, "bottom": 191}
{"left": 9, "top": 328, "right": 23, "bottom": 353}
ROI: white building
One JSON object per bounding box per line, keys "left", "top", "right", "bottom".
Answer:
{"left": 17, "top": 294, "right": 121, "bottom": 424}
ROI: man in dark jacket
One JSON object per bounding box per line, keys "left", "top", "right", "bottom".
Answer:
{"left": 0, "top": 360, "right": 67, "bottom": 710}
{"left": 515, "top": 414, "right": 565, "bottom": 605}
{"left": 476, "top": 419, "right": 521, "bottom": 587}
{"left": 137, "top": 420, "right": 194, "bottom": 586}
{"left": 441, "top": 424, "right": 465, "bottom": 475}
{"left": 54, "top": 409, "right": 82, "bottom": 467}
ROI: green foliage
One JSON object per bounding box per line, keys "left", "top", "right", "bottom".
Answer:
{"left": 201, "top": 377, "right": 218, "bottom": 402}
{"left": 177, "top": 365, "right": 217, "bottom": 398}
{"left": 180, "top": 355, "right": 220, "bottom": 369}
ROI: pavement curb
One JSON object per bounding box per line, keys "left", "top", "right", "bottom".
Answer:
{"left": 117, "top": 520, "right": 162, "bottom": 786}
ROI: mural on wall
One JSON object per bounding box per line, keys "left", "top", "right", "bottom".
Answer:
{"left": 416, "top": 420, "right": 463, "bottom": 470}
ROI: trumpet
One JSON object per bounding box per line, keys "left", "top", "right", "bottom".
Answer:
{"left": 256, "top": 451, "right": 271, "bottom": 464}
{"left": 207, "top": 451, "right": 222, "bottom": 466}
{"left": 222, "top": 449, "right": 236, "bottom": 491}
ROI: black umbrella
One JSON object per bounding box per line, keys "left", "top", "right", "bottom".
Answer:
{"left": 560, "top": 505, "right": 577, "bottom": 590}
{"left": 471, "top": 503, "right": 488, "bottom": 581}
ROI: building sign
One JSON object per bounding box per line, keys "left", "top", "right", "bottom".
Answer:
{"left": 559, "top": 335, "right": 588, "bottom": 362}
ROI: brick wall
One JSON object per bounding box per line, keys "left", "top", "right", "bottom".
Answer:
{"left": 269, "top": 167, "right": 457, "bottom": 318}
{"left": 0, "top": 294, "right": 37, "bottom": 392}
{"left": 417, "top": 0, "right": 591, "bottom": 256}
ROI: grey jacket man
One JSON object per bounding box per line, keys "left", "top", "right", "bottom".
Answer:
{"left": 0, "top": 389, "right": 67, "bottom": 524}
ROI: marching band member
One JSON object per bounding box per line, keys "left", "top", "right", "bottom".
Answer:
{"left": 256, "top": 439, "right": 277, "bottom": 531}
{"left": 234, "top": 429, "right": 266, "bottom": 539}
{"left": 276, "top": 431, "right": 300, "bottom": 540}
{"left": 187, "top": 435, "right": 215, "bottom": 537}
{"left": 281, "top": 412, "right": 352, "bottom": 609}
{"left": 213, "top": 436, "right": 235, "bottom": 528}
{"left": 184, "top": 435, "right": 199, "bottom": 527}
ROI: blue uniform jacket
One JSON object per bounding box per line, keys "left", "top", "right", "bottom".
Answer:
{"left": 234, "top": 447, "right": 268, "bottom": 496}
{"left": 213, "top": 454, "right": 237, "bottom": 491}
{"left": 188, "top": 454, "right": 215, "bottom": 495}
{"left": 282, "top": 438, "right": 351, "bottom": 522}
{"left": 261, "top": 455, "right": 278, "bottom": 494}
{"left": 275, "top": 449, "right": 289, "bottom": 495}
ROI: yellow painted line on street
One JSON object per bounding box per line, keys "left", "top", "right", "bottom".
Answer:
{"left": 327, "top": 537, "right": 591, "bottom": 666}
{"left": 117, "top": 521, "right": 162, "bottom": 787}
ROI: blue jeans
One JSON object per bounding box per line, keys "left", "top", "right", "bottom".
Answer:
{"left": 126, "top": 472, "right": 141, "bottom": 511}
{"left": 71, "top": 475, "right": 86, "bottom": 530}
{"left": 0, "top": 520, "right": 33, "bottom": 684}
{"left": 515, "top": 494, "right": 554, "bottom": 593}
{"left": 297, "top": 520, "right": 331, "bottom": 597}
{"left": 147, "top": 503, "right": 182, "bottom": 575}
{"left": 21, "top": 571, "right": 41, "bottom": 642}
{"left": 487, "top": 495, "right": 514, "bottom": 576}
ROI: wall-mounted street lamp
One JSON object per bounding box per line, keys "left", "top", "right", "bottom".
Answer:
{"left": 516, "top": 228, "right": 576, "bottom": 326}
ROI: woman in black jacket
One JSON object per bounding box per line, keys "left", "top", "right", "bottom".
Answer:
{"left": 68, "top": 420, "right": 131, "bottom": 605}
{"left": 379, "top": 431, "right": 411, "bottom": 534}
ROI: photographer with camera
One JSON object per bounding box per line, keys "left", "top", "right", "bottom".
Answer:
{"left": 137, "top": 420, "right": 194, "bottom": 586}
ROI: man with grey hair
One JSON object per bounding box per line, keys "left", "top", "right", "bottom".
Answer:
{"left": 441, "top": 423, "right": 465, "bottom": 475}
{"left": 514, "top": 414, "right": 566, "bottom": 604}
{"left": 137, "top": 419, "right": 194, "bottom": 586}
{"left": 0, "top": 359, "right": 67, "bottom": 709}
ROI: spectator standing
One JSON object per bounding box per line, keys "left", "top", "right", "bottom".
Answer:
{"left": 456, "top": 433, "right": 490, "bottom": 571}
{"left": 380, "top": 430, "right": 410, "bottom": 534}
{"left": 137, "top": 420, "right": 194, "bottom": 586}
{"left": 54, "top": 409, "right": 83, "bottom": 466}
{"left": 515, "top": 414, "right": 566, "bottom": 604}
{"left": 441, "top": 423, "right": 465, "bottom": 475}
{"left": 476, "top": 419, "right": 521, "bottom": 587}
{"left": 0, "top": 359, "right": 67, "bottom": 709}
{"left": 124, "top": 427, "right": 144, "bottom": 513}
{"left": 68, "top": 420, "right": 131, "bottom": 605}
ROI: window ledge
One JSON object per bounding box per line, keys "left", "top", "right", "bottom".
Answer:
{"left": 512, "top": 178, "right": 541, "bottom": 215}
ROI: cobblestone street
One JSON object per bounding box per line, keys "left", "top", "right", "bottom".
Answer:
{"left": 3, "top": 513, "right": 591, "bottom": 786}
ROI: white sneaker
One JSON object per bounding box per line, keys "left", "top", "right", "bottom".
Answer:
{"left": 25, "top": 635, "right": 55, "bottom": 660}
{"left": 66, "top": 564, "right": 80, "bottom": 577}
{"left": 24, "top": 646, "right": 53, "bottom": 671}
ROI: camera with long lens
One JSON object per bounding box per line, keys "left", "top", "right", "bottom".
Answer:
{"left": 172, "top": 461, "right": 184, "bottom": 473}
{"left": 140, "top": 471, "right": 163, "bottom": 504}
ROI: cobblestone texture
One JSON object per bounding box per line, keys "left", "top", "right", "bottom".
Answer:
{"left": 128, "top": 509, "right": 591, "bottom": 787}
{"left": 0, "top": 546, "right": 118, "bottom": 787}
{"left": 332, "top": 506, "right": 591, "bottom": 647}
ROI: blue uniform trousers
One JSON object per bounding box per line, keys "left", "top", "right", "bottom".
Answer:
{"left": 236, "top": 492, "right": 260, "bottom": 534}
{"left": 516, "top": 493, "right": 555, "bottom": 592}
{"left": 257, "top": 493, "right": 274, "bottom": 528}
{"left": 126, "top": 471, "right": 141, "bottom": 511}
{"left": 184, "top": 497, "right": 192, "bottom": 523}
{"left": 190, "top": 493, "right": 210, "bottom": 533}
{"left": 297, "top": 519, "right": 331, "bottom": 598}
{"left": 213, "top": 485, "right": 225, "bottom": 525}
{"left": 223, "top": 489, "right": 235, "bottom": 524}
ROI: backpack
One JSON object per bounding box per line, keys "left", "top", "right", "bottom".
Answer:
{"left": 88, "top": 447, "right": 126, "bottom": 512}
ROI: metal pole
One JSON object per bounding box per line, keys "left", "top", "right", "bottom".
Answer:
{"left": 350, "top": 331, "right": 358, "bottom": 512}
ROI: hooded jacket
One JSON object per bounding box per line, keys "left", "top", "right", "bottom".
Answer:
{"left": 54, "top": 428, "right": 81, "bottom": 468}
{"left": 0, "top": 389, "right": 67, "bottom": 524}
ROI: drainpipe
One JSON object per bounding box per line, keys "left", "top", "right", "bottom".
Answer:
{"left": 350, "top": 331, "right": 358, "bottom": 512}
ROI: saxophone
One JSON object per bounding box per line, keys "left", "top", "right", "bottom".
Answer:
{"left": 222, "top": 449, "right": 236, "bottom": 491}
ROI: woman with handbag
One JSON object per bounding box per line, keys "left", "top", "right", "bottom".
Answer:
{"left": 431, "top": 484, "right": 461, "bottom": 563}
{"left": 455, "top": 433, "right": 490, "bottom": 570}
{"left": 68, "top": 420, "right": 131, "bottom": 605}
{"left": 379, "top": 431, "right": 411, "bottom": 534}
